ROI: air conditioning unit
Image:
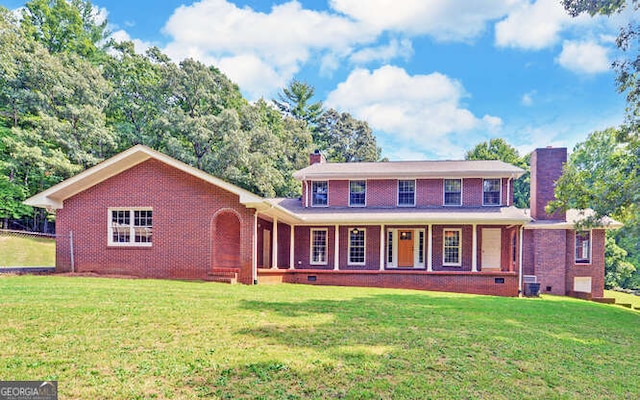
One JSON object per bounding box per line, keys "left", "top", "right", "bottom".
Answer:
{"left": 523, "top": 275, "right": 537, "bottom": 283}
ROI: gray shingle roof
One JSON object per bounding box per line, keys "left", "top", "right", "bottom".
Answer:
{"left": 293, "top": 159, "right": 525, "bottom": 180}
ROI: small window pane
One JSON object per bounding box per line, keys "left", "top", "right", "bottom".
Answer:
{"left": 483, "top": 179, "right": 501, "bottom": 205}
{"left": 350, "top": 181, "right": 366, "bottom": 206}
{"left": 444, "top": 179, "right": 462, "bottom": 206}
{"left": 349, "top": 229, "right": 365, "bottom": 264}
{"left": 311, "top": 230, "right": 327, "bottom": 264}
{"left": 398, "top": 180, "right": 415, "bottom": 206}
{"left": 312, "top": 181, "right": 328, "bottom": 206}
{"left": 443, "top": 230, "right": 461, "bottom": 265}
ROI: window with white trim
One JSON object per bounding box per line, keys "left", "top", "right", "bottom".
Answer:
{"left": 311, "top": 181, "right": 328, "bottom": 206}
{"left": 575, "top": 231, "right": 591, "bottom": 264}
{"left": 444, "top": 179, "right": 462, "bottom": 206}
{"left": 109, "top": 208, "right": 152, "bottom": 246}
{"left": 348, "top": 228, "right": 366, "bottom": 265}
{"left": 349, "top": 180, "right": 366, "bottom": 207}
{"left": 310, "top": 229, "right": 328, "bottom": 264}
{"left": 398, "top": 180, "right": 415, "bottom": 206}
{"left": 483, "top": 179, "right": 501, "bottom": 206}
{"left": 443, "top": 229, "right": 461, "bottom": 266}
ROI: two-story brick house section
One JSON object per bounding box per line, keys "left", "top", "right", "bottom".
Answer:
{"left": 25, "top": 145, "right": 620, "bottom": 298}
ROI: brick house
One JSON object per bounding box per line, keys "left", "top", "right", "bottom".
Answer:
{"left": 25, "top": 145, "right": 620, "bottom": 298}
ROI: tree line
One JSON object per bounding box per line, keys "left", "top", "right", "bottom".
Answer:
{"left": 0, "top": 0, "right": 381, "bottom": 232}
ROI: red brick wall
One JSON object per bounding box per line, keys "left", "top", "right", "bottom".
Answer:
{"left": 280, "top": 270, "right": 518, "bottom": 296}
{"left": 338, "top": 226, "right": 381, "bottom": 270}
{"left": 328, "top": 180, "right": 349, "bottom": 207}
{"left": 293, "top": 226, "right": 335, "bottom": 269}
{"left": 367, "top": 180, "right": 397, "bottom": 207}
{"left": 529, "top": 229, "right": 567, "bottom": 295}
{"left": 277, "top": 222, "right": 291, "bottom": 269}
{"left": 531, "top": 147, "right": 566, "bottom": 221}
{"left": 566, "top": 229, "right": 605, "bottom": 298}
{"left": 55, "top": 159, "right": 255, "bottom": 283}
{"left": 416, "top": 179, "right": 442, "bottom": 206}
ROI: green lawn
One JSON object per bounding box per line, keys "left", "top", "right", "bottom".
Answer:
{"left": 0, "top": 234, "right": 55, "bottom": 266}
{"left": 1, "top": 276, "right": 639, "bottom": 399}
{"left": 605, "top": 289, "right": 640, "bottom": 309}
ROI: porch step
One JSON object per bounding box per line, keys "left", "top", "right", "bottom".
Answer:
{"left": 207, "top": 268, "right": 240, "bottom": 284}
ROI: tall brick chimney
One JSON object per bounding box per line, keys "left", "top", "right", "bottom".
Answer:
{"left": 309, "top": 149, "right": 326, "bottom": 165}
{"left": 530, "top": 146, "right": 567, "bottom": 221}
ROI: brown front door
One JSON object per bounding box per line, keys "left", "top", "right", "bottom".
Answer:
{"left": 398, "top": 230, "right": 414, "bottom": 267}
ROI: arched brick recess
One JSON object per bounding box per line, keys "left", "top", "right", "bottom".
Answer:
{"left": 211, "top": 209, "right": 242, "bottom": 269}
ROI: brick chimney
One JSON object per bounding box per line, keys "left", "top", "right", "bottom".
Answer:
{"left": 530, "top": 146, "right": 567, "bottom": 221}
{"left": 309, "top": 149, "right": 326, "bottom": 165}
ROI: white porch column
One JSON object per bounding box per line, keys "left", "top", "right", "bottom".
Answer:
{"left": 379, "top": 225, "right": 385, "bottom": 271}
{"left": 472, "top": 223, "right": 478, "bottom": 272}
{"left": 289, "top": 225, "right": 295, "bottom": 269}
{"left": 271, "top": 217, "right": 278, "bottom": 269}
{"left": 252, "top": 211, "right": 258, "bottom": 284}
{"left": 427, "top": 224, "right": 433, "bottom": 271}
{"left": 334, "top": 225, "right": 340, "bottom": 271}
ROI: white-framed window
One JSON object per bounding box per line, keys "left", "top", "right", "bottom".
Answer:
{"left": 398, "top": 180, "right": 415, "bottom": 206}
{"left": 349, "top": 180, "right": 366, "bottom": 207}
{"left": 348, "top": 228, "right": 366, "bottom": 265}
{"left": 575, "top": 231, "right": 591, "bottom": 264}
{"left": 108, "top": 208, "right": 152, "bottom": 246}
{"left": 310, "top": 229, "right": 328, "bottom": 265}
{"left": 483, "top": 179, "right": 501, "bottom": 206}
{"left": 444, "top": 179, "right": 462, "bottom": 206}
{"left": 311, "top": 181, "right": 328, "bottom": 207}
{"left": 443, "top": 229, "right": 461, "bottom": 266}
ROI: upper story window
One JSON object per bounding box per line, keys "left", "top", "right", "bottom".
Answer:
{"left": 575, "top": 231, "right": 591, "bottom": 264}
{"left": 349, "top": 180, "right": 366, "bottom": 207}
{"left": 483, "top": 179, "right": 501, "bottom": 206}
{"left": 311, "top": 181, "right": 328, "bottom": 207}
{"left": 398, "top": 180, "right": 415, "bottom": 206}
{"left": 444, "top": 179, "right": 462, "bottom": 206}
{"left": 109, "top": 208, "right": 152, "bottom": 246}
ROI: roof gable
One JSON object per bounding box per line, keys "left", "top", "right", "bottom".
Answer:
{"left": 24, "top": 145, "right": 266, "bottom": 209}
{"left": 293, "top": 159, "right": 525, "bottom": 181}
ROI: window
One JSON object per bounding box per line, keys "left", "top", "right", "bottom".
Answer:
{"left": 349, "top": 180, "right": 366, "bottom": 207}
{"left": 443, "top": 229, "right": 461, "bottom": 266}
{"left": 418, "top": 230, "right": 425, "bottom": 264}
{"left": 109, "top": 208, "right": 152, "bottom": 246}
{"left": 444, "top": 179, "right": 462, "bottom": 206}
{"left": 310, "top": 229, "right": 328, "bottom": 264}
{"left": 483, "top": 179, "right": 501, "bottom": 206}
{"left": 311, "top": 181, "right": 328, "bottom": 206}
{"left": 348, "top": 228, "right": 366, "bottom": 265}
{"left": 387, "top": 231, "right": 394, "bottom": 264}
{"left": 398, "top": 180, "right": 415, "bottom": 206}
{"left": 575, "top": 231, "right": 591, "bottom": 264}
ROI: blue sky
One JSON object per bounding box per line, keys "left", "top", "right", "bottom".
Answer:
{"left": 5, "top": 0, "right": 630, "bottom": 160}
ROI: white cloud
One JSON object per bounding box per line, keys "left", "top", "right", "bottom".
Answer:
{"left": 326, "top": 65, "right": 502, "bottom": 159}
{"left": 521, "top": 91, "right": 536, "bottom": 106}
{"left": 109, "top": 30, "right": 154, "bottom": 54}
{"left": 161, "top": 0, "right": 376, "bottom": 99}
{"left": 495, "top": 0, "right": 572, "bottom": 49}
{"left": 556, "top": 40, "right": 610, "bottom": 74}
{"left": 350, "top": 39, "right": 413, "bottom": 64}
{"left": 330, "top": 0, "right": 515, "bottom": 41}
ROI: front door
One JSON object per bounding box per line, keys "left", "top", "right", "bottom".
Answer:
{"left": 481, "top": 228, "right": 501, "bottom": 271}
{"left": 398, "top": 230, "right": 414, "bottom": 267}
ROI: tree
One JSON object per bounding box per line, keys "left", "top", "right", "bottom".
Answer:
{"left": 315, "top": 108, "right": 382, "bottom": 162}
{"left": 20, "top": 0, "right": 109, "bottom": 59}
{"left": 605, "top": 235, "right": 637, "bottom": 289}
{"left": 465, "top": 138, "right": 530, "bottom": 208}
{"left": 562, "top": 0, "right": 640, "bottom": 136}
{"left": 550, "top": 128, "right": 639, "bottom": 288}
{"left": 273, "top": 79, "right": 323, "bottom": 128}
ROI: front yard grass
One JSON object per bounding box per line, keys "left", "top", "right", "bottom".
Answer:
{"left": 1, "top": 275, "right": 639, "bottom": 399}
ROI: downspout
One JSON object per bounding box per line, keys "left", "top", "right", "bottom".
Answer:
{"left": 518, "top": 225, "right": 524, "bottom": 296}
